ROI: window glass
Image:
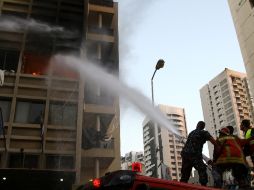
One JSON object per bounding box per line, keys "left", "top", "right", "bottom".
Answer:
{"left": 24, "top": 154, "right": 39, "bottom": 169}
{"left": 14, "top": 100, "right": 45, "bottom": 124}
{"left": 46, "top": 155, "right": 60, "bottom": 169}
{"left": 46, "top": 155, "right": 74, "bottom": 169}
{"left": 0, "top": 98, "right": 12, "bottom": 122}
{"left": 0, "top": 49, "right": 19, "bottom": 71}
{"left": 49, "top": 102, "right": 77, "bottom": 126}
{"left": 9, "top": 153, "right": 23, "bottom": 168}
{"left": 60, "top": 156, "right": 74, "bottom": 169}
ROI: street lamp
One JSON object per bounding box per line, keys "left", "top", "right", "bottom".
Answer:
{"left": 151, "top": 59, "right": 165, "bottom": 178}
{"left": 151, "top": 59, "right": 165, "bottom": 105}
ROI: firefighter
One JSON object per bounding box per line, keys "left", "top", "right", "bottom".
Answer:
{"left": 180, "top": 121, "right": 217, "bottom": 186}
{"left": 240, "top": 119, "right": 254, "bottom": 166}
{"left": 213, "top": 127, "right": 250, "bottom": 189}
{"left": 227, "top": 125, "right": 235, "bottom": 136}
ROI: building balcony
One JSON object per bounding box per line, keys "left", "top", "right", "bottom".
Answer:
{"left": 84, "top": 95, "right": 115, "bottom": 107}
{"left": 233, "top": 88, "right": 239, "bottom": 92}
{"left": 144, "top": 137, "right": 153, "bottom": 147}
{"left": 236, "top": 99, "right": 241, "bottom": 104}
{"left": 143, "top": 126, "right": 149, "bottom": 132}
{"left": 89, "top": 0, "right": 114, "bottom": 7}
{"left": 88, "top": 26, "right": 114, "bottom": 36}
{"left": 235, "top": 93, "right": 240, "bottom": 98}
{"left": 87, "top": 32, "right": 114, "bottom": 43}
{"left": 81, "top": 140, "right": 115, "bottom": 170}
{"left": 238, "top": 106, "right": 243, "bottom": 110}
{"left": 145, "top": 164, "right": 155, "bottom": 172}
{"left": 82, "top": 144, "right": 114, "bottom": 158}
{"left": 232, "top": 81, "right": 237, "bottom": 86}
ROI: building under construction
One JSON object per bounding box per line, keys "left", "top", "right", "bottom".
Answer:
{"left": 0, "top": 0, "right": 120, "bottom": 189}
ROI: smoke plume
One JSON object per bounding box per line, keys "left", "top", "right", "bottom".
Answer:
{"left": 0, "top": 16, "right": 77, "bottom": 37}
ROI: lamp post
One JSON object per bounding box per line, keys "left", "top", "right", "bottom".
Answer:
{"left": 151, "top": 59, "right": 164, "bottom": 178}
{"left": 151, "top": 59, "right": 165, "bottom": 105}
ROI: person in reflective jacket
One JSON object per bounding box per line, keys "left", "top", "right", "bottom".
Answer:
{"left": 213, "top": 127, "right": 250, "bottom": 189}
{"left": 240, "top": 119, "right": 254, "bottom": 166}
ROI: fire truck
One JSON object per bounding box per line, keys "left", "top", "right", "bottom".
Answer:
{"left": 76, "top": 170, "right": 220, "bottom": 190}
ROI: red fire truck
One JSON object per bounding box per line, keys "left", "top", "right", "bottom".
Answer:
{"left": 76, "top": 170, "right": 220, "bottom": 190}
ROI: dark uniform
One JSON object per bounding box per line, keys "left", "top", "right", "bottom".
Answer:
{"left": 180, "top": 126, "right": 212, "bottom": 186}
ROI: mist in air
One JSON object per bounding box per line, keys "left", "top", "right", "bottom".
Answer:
{"left": 52, "top": 55, "right": 181, "bottom": 137}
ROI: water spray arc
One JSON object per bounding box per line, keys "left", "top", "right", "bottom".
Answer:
{"left": 52, "top": 55, "right": 181, "bottom": 138}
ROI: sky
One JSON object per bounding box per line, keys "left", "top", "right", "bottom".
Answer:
{"left": 117, "top": 0, "right": 246, "bottom": 157}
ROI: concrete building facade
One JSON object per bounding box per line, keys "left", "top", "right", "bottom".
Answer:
{"left": 228, "top": 0, "right": 254, "bottom": 99}
{"left": 0, "top": 0, "right": 120, "bottom": 187}
{"left": 200, "top": 68, "right": 254, "bottom": 158}
{"left": 142, "top": 104, "right": 187, "bottom": 180}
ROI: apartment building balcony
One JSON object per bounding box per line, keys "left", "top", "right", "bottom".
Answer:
{"left": 243, "top": 104, "right": 249, "bottom": 109}
{"left": 1, "top": 1, "right": 29, "bottom": 14}
{"left": 81, "top": 138, "right": 115, "bottom": 170}
{"left": 88, "top": 26, "right": 114, "bottom": 36}
{"left": 233, "top": 88, "right": 239, "bottom": 92}
{"left": 87, "top": 1, "right": 115, "bottom": 42}
{"left": 145, "top": 164, "right": 155, "bottom": 172}
{"left": 82, "top": 111, "right": 116, "bottom": 150}
{"left": 84, "top": 93, "right": 115, "bottom": 106}
{"left": 82, "top": 106, "right": 115, "bottom": 148}
{"left": 144, "top": 137, "right": 153, "bottom": 147}
{"left": 87, "top": 32, "right": 114, "bottom": 43}
{"left": 0, "top": 31, "right": 23, "bottom": 44}
{"left": 143, "top": 136, "right": 150, "bottom": 142}
{"left": 84, "top": 104, "right": 115, "bottom": 118}
{"left": 89, "top": 0, "right": 114, "bottom": 10}
{"left": 236, "top": 99, "right": 242, "bottom": 104}
{"left": 145, "top": 161, "right": 151, "bottom": 167}
{"left": 82, "top": 138, "right": 114, "bottom": 156}
{"left": 143, "top": 126, "right": 149, "bottom": 132}
{"left": 144, "top": 150, "right": 151, "bottom": 156}
{"left": 235, "top": 93, "right": 240, "bottom": 98}
{"left": 232, "top": 81, "right": 237, "bottom": 86}
{"left": 143, "top": 131, "right": 149, "bottom": 137}
{"left": 238, "top": 84, "right": 244, "bottom": 90}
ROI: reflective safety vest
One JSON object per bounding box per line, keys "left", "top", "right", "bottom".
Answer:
{"left": 245, "top": 129, "right": 253, "bottom": 139}
{"left": 215, "top": 136, "right": 246, "bottom": 165}
{"left": 245, "top": 128, "right": 254, "bottom": 154}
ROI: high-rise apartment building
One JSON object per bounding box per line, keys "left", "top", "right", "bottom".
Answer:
{"left": 0, "top": 0, "right": 120, "bottom": 188}
{"left": 142, "top": 104, "right": 187, "bottom": 180}
{"left": 121, "top": 151, "right": 144, "bottom": 165}
{"left": 200, "top": 68, "right": 254, "bottom": 158}
{"left": 228, "top": 0, "right": 254, "bottom": 99}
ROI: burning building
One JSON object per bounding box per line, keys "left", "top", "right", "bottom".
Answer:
{"left": 0, "top": 0, "right": 120, "bottom": 189}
